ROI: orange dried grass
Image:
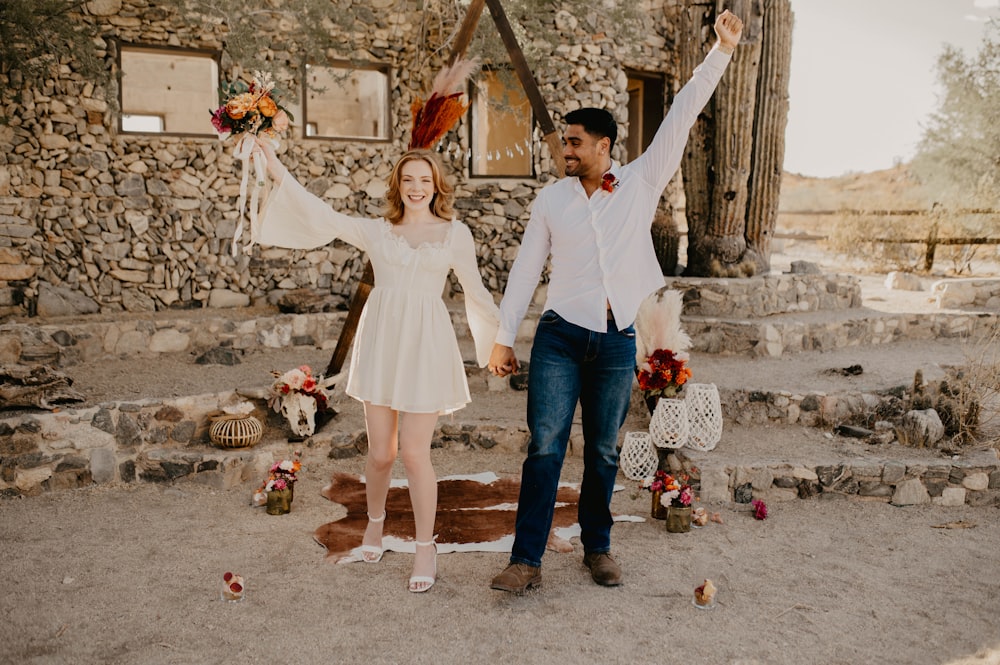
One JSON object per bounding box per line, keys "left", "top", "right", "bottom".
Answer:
{"left": 408, "top": 59, "right": 478, "bottom": 150}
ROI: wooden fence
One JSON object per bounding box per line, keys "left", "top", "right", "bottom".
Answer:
{"left": 776, "top": 208, "right": 1000, "bottom": 271}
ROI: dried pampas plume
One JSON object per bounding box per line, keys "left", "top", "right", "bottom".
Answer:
{"left": 409, "top": 59, "right": 479, "bottom": 150}
{"left": 634, "top": 289, "right": 691, "bottom": 364}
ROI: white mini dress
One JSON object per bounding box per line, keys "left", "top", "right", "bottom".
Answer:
{"left": 260, "top": 174, "right": 500, "bottom": 414}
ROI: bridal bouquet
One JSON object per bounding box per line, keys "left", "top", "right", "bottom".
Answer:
{"left": 209, "top": 71, "right": 293, "bottom": 257}
{"left": 210, "top": 71, "right": 292, "bottom": 140}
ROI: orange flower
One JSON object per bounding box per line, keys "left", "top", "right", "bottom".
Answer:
{"left": 226, "top": 93, "right": 255, "bottom": 120}
{"left": 257, "top": 95, "right": 278, "bottom": 117}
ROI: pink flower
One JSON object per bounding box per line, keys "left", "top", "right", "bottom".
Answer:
{"left": 272, "top": 109, "right": 290, "bottom": 132}
{"left": 210, "top": 106, "right": 230, "bottom": 135}
{"left": 751, "top": 499, "right": 768, "bottom": 520}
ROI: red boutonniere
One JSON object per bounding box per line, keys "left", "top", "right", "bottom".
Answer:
{"left": 600, "top": 172, "right": 620, "bottom": 193}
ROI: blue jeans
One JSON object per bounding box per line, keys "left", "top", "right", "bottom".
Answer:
{"left": 510, "top": 310, "right": 636, "bottom": 567}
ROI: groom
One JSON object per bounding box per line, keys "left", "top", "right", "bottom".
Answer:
{"left": 487, "top": 10, "right": 744, "bottom": 592}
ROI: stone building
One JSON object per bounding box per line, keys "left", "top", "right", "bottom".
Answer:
{"left": 0, "top": 0, "right": 695, "bottom": 319}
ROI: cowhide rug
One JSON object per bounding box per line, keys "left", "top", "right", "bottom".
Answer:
{"left": 314, "top": 472, "right": 643, "bottom": 564}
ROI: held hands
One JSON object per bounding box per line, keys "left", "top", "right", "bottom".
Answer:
{"left": 714, "top": 9, "right": 744, "bottom": 54}
{"left": 487, "top": 344, "right": 519, "bottom": 378}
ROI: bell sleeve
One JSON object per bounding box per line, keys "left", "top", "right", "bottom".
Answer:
{"left": 259, "top": 172, "right": 369, "bottom": 252}
{"left": 450, "top": 221, "right": 500, "bottom": 368}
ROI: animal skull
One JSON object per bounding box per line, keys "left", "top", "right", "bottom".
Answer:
{"left": 273, "top": 371, "right": 343, "bottom": 437}
{"left": 280, "top": 390, "right": 319, "bottom": 437}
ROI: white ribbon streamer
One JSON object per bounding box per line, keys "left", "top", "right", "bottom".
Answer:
{"left": 231, "top": 134, "right": 269, "bottom": 258}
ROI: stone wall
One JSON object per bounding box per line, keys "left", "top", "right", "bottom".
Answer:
{"left": 0, "top": 0, "right": 688, "bottom": 320}
{"left": 932, "top": 278, "right": 1000, "bottom": 310}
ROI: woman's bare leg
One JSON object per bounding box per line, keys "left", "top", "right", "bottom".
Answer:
{"left": 361, "top": 402, "right": 398, "bottom": 560}
{"left": 398, "top": 411, "right": 440, "bottom": 590}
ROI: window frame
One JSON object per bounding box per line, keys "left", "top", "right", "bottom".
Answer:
{"left": 467, "top": 66, "right": 535, "bottom": 179}
{"left": 117, "top": 42, "right": 221, "bottom": 138}
{"left": 624, "top": 69, "right": 667, "bottom": 163}
{"left": 301, "top": 59, "right": 392, "bottom": 143}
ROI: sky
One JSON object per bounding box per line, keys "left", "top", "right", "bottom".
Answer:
{"left": 784, "top": 0, "right": 997, "bottom": 177}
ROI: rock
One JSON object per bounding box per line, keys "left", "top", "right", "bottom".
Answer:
{"left": 885, "top": 271, "right": 923, "bottom": 291}
{"left": 962, "top": 472, "right": 990, "bottom": 491}
{"left": 277, "top": 289, "right": 339, "bottom": 313}
{"left": 148, "top": 329, "right": 190, "bottom": 353}
{"left": 0, "top": 263, "right": 35, "bottom": 281}
{"left": 208, "top": 289, "right": 250, "bottom": 309}
{"left": 0, "top": 364, "right": 85, "bottom": 410}
{"left": 36, "top": 284, "right": 100, "bottom": 318}
{"left": 933, "top": 487, "right": 966, "bottom": 506}
{"left": 891, "top": 478, "right": 930, "bottom": 506}
{"left": 788, "top": 260, "right": 821, "bottom": 275}
{"left": 698, "top": 467, "right": 731, "bottom": 504}
{"left": 196, "top": 347, "right": 242, "bottom": 366}
{"left": 0, "top": 335, "right": 22, "bottom": 364}
{"left": 835, "top": 424, "right": 873, "bottom": 438}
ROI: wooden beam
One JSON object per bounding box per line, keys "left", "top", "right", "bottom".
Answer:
{"left": 484, "top": 0, "right": 566, "bottom": 174}
{"left": 448, "top": 0, "right": 486, "bottom": 65}
{"left": 325, "top": 261, "right": 373, "bottom": 377}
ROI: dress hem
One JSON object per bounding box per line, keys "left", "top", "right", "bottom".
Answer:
{"left": 346, "top": 391, "right": 470, "bottom": 416}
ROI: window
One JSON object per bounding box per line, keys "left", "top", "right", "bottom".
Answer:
{"left": 469, "top": 69, "right": 533, "bottom": 177}
{"left": 119, "top": 45, "right": 219, "bottom": 136}
{"left": 121, "top": 114, "right": 164, "bottom": 133}
{"left": 625, "top": 71, "right": 666, "bottom": 162}
{"left": 304, "top": 63, "right": 390, "bottom": 140}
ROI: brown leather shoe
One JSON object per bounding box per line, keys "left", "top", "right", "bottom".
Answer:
{"left": 583, "top": 552, "right": 622, "bottom": 586}
{"left": 490, "top": 563, "right": 541, "bottom": 593}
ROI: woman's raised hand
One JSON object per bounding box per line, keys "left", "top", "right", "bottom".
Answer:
{"left": 254, "top": 136, "right": 287, "bottom": 183}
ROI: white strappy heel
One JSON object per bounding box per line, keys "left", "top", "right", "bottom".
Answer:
{"left": 408, "top": 539, "right": 437, "bottom": 593}
{"left": 359, "top": 511, "right": 385, "bottom": 563}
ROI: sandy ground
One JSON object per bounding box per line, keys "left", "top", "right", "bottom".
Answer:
{"left": 2, "top": 447, "right": 999, "bottom": 665}
{"left": 2, "top": 248, "right": 1000, "bottom": 664}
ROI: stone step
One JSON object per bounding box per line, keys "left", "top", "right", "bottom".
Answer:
{"left": 682, "top": 308, "right": 998, "bottom": 357}
{"left": 5, "top": 391, "right": 997, "bottom": 509}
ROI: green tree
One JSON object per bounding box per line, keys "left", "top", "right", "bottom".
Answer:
{"left": 0, "top": 0, "right": 106, "bottom": 101}
{"left": 912, "top": 20, "right": 1000, "bottom": 206}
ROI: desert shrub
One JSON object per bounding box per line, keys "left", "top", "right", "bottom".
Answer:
{"left": 824, "top": 212, "right": 927, "bottom": 272}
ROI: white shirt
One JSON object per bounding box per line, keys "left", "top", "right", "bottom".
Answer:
{"left": 496, "top": 46, "right": 732, "bottom": 346}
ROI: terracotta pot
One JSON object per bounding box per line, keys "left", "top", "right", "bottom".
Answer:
{"left": 266, "top": 488, "right": 293, "bottom": 515}
{"left": 665, "top": 505, "right": 692, "bottom": 533}
{"left": 651, "top": 490, "right": 668, "bottom": 520}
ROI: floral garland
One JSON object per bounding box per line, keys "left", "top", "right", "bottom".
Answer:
{"left": 268, "top": 365, "right": 331, "bottom": 413}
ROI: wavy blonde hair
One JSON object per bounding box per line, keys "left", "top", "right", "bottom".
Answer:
{"left": 383, "top": 150, "right": 455, "bottom": 225}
